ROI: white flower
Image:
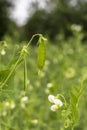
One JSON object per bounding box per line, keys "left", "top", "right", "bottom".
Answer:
{"left": 48, "top": 95, "right": 55, "bottom": 103}
{"left": 48, "top": 94, "right": 63, "bottom": 111}
{"left": 50, "top": 105, "right": 58, "bottom": 111}
{"left": 54, "top": 99, "right": 63, "bottom": 107}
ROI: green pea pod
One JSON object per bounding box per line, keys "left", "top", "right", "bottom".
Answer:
{"left": 38, "top": 37, "right": 46, "bottom": 70}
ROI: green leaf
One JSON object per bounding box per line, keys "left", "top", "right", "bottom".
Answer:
{"left": 0, "top": 69, "right": 11, "bottom": 82}
{"left": 70, "top": 91, "right": 78, "bottom": 105}
{"left": 0, "top": 56, "right": 23, "bottom": 83}
{"left": 72, "top": 86, "right": 80, "bottom": 97}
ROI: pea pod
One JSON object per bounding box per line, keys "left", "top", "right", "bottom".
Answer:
{"left": 38, "top": 37, "right": 46, "bottom": 70}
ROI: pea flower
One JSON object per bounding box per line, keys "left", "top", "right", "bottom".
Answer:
{"left": 48, "top": 95, "right": 55, "bottom": 103}
{"left": 50, "top": 105, "right": 58, "bottom": 111}
{"left": 48, "top": 94, "right": 63, "bottom": 111}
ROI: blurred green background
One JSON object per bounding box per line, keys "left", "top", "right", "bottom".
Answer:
{"left": 0, "top": 0, "right": 87, "bottom": 130}
{"left": 0, "top": 0, "right": 87, "bottom": 42}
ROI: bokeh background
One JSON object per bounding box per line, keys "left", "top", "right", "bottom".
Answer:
{"left": 0, "top": 0, "right": 87, "bottom": 42}
{"left": 0, "top": 0, "right": 87, "bottom": 130}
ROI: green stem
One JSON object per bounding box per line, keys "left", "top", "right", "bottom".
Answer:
{"left": 24, "top": 56, "right": 27, "bottom": 91}
{"left": 26, "top": 34, "right": 42, "bottom": 47}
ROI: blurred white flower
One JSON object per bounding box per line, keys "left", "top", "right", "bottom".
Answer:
{"left": 31, "top": 119, "right": 38, "bottom": 124}
{"left": 1, "top": 49, "right": 6, "bottom": 55}
{"left": 48, "top": 94, "right": 63, "bottom": 111}
{"left": 10, "top": 101, "right": 15, "bottom": 109}
{"left": 21, "top": 96, "right": 28, "bottom": 102}
{"left": 71, "top": 24, "right": 82, "bottom": 32}
{"left": 47, "top": 83, "right": 53, "bottom": 88}
{"left": 4, "top": 102, "right": 10, "bottom": 107}
{"left": 4, "top": 100, "right": 15, "bottom": 109}
{"left": 48, "top": 95, "right": 55, "bottom": 103}
{"left": 50, "top": 104, "right": 58, "bottom": 111}
{"left": 20, "top": 96, "right": 28, "bottom": 108}
{"left": 54, "top": 99, "right": 63, "bottom": 107}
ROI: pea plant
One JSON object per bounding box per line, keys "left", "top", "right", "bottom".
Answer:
{"left": 0, "top": 34, "right": 46, "bottom": 90}
{"left": 0, "top": 34, "right": 85, "bottom": 130}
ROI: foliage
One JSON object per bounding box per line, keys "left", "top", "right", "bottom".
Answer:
{"left": 0, "top": 33, "right": 87, "bottom": 130}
